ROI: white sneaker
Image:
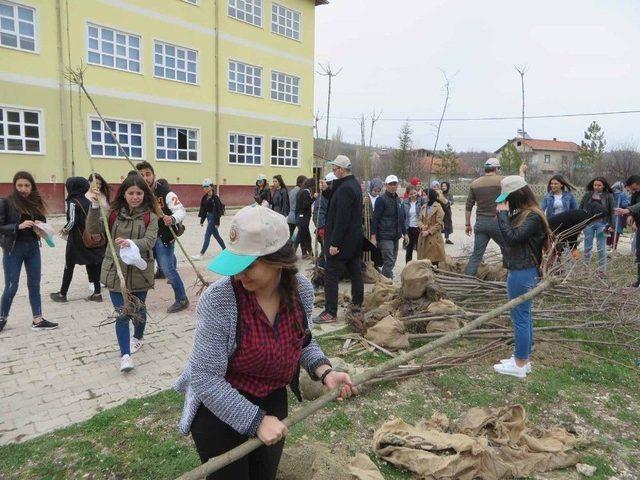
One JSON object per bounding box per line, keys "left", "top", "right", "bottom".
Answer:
{"left": 493, "top": 362, "right": 527, "bottom": 378}
{"left": 499, "top": 356, "right": 532, "bottom": 373}
{"left": 130, "top": 337, "right": 143, "bottom": 354}
{"left": 191, "top": 254, "right": 202, "bottom": 260}
{"left": 120, "top": 354, "right": 134, "bottom": 372}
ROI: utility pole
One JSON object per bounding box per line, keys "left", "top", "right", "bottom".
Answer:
{"left": 317, "top": 63, "right": 342, "bottom": 161}
{"left": 515, "top": 65, "right": 528, "bottom": 172}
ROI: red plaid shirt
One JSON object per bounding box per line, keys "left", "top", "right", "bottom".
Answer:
{"left": 226, "top": 279, "right": 307, "bottom": 398}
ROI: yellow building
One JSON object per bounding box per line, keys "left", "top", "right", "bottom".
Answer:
{"left": 0, "top": 0, "right": 326, "bottom": 211}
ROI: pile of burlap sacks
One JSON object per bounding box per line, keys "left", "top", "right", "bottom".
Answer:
{"left": 359, "top": 260, "right": 468, "bottom": 351}
{"left": 440, "top": 255, "right": 507, "bottom": 282}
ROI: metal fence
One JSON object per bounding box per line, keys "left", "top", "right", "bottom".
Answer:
{"left": 450, "top": 182, "right": 586, "bottom": 201}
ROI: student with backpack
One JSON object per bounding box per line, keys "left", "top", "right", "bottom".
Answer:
{"left": 0, "top": 171, "right": 58, "bottom": 332}
{"left": 50, "top": 177, "right": 105, "bottom": 303}
{"left": 580, "top": 177, "right": 614, "bottom": 276}
{"left": 86, "top": 173, "right": 158, "bottom": 372}
{"left": 493, "top": 176, "right": 551, "bottom": 378}
{"left": 192, "top": 179, "right": 226, "bottom": 260}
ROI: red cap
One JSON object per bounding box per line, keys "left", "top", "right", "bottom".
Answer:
{"left": 410, "top": 177, "right": 421, "bottom": 186}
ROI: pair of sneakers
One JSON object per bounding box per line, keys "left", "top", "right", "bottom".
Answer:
{"left": 120, "top": 337, "right": 143, "bottom": 372}
{"left": 493, "top": 356, "right": 532, "bottom": 378}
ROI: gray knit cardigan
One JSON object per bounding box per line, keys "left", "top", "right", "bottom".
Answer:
{"left": 174, "top": 273, "right": 330, "bottom": 436}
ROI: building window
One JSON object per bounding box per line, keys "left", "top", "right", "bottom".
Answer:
{"left": 87, "top": 24, "right": 141, "bottom": 73}
{"left": 229, "top": 133, "right": 262, "bottom": 165}
{"left": 271, "top": 2, "right": 300, "bottom": 41}
{"left": 271, "top": 138, "right": 299, "bottom": 167}
{"left": 0, "top": 106, "right": 42, "bottom": 153}
{"left": 0, "top": 0, "right": 36, "bottom": 52}
{"left": 181, "top": 0, "right": 198, "bottom": 4}
{"left": 228, "top": 60, "right": 262, "bottom": 97}
{"left": 561, "top": 154, "right": 568, "bottom": 164}
{"left": 544, "top": 154, "right": 551, "bottom": 164}
{"left": 271, "top": 71, "right": 300, "bottom": 104}
{"left": 90, "top": 118, "right": 143, "bottom": 159}
{"left": 228, "top": 0, "right": 262, "bottom": 27}
{"left": 154, "top": 41, "right": 197, "bottom": 84}
{"left": 156, "top": 125, "right": 198, "bottom": 162}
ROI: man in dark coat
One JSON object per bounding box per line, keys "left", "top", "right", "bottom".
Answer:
{"left": 371, "top": 174, "right": 404, "bottom": 279}
{"left": 315, "top": 155, "right": 364, "bottom": 324}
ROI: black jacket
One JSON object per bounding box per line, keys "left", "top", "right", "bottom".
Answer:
{"left": 271, "top": 188, "right": 290, "bottom": 217}
{"left": 497, "top": 210, "right": 547, "bottom": 271}
{"left": 198, "top": 193, "right": 224, "bottom": 225}
{"left": 295, "top": 189, "right": 313, "bottom": 221}
{"left": 0, "top": 198, "right": 45, "bottom": 251}
{"left": 325, "top": 175, "right": 363, "bottom": 259}
{"left": 254, "top": 187, "right": 272, "bottom": 206}
{"left": 579, "top": 191, "right": 614, "bottom": 226}
{"left": 372, "top": 191, "right": 404, "bottom": 241}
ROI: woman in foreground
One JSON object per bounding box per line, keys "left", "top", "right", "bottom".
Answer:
{"left": 175, "top": 205, "right": 356, "bottom": 480}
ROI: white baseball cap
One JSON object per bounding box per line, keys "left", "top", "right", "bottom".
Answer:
{"left": 119, "top": 240, "right": 148, "bottom": 270}
{"left": 496, "top": 175, "right": 528, "bottom": 203}
{"left": 208, "top": 204, "right": 290, "bottom": 276}
{"left": 328, "top": 155, "right": 351, "bottom": 169}
{"left": 485, "top": 157, "right": 501, "bottom": 168}
{"left": 324, "top": 172, "right": 337, "bottom": 182}
{"left": 256, "top": 174, "right": 267, "bottom": 182}
{"left": 202, "top": 178, "right": 213, "bottom": 187}
{"left": 385, "top": 175, "right": 399, "bottom": 184}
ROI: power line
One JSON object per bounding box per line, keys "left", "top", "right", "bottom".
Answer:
{"left": 330, "top": 109, "right": 640, "bottom": 122}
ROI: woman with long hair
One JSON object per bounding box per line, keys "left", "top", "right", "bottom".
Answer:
{"left": 0, "top": 171, "right": 57, "bottom": 332}
{"left": 87, "top": 173, "right": 111, "bottom": 209}
{"left": 416, "top": 189, "right": 446, "bottom": 266}
{"left": 493, "top": 176, "right": 552, "bottom": 378}
{"left": 175, "top": 205, "right": 355, "bottom": 480}
{"left": 401, "top": 185, "right": 425, "bottom": 262}
{"left": 295, "top": 178, "right": 315, "bottom": 259}
{"left": 580, "top": 177, "right": 614, "bottom": 276}
{"left": 541, "top": 175, "right": 578, "bottom": 218}
{"left": 270, "top": 175, "right": 290, "bottom": 217}
{"left": 254, "top": 174, "right": 272, "bottom": 206}
{"left": 439, "top": 181, "right": 455, "bottom": 244}
{"left": 85, "top": 173, "right": 158, "bottom": 372}
{"left": 50, "top": 177, "right": 105, "bottom": 303}
{"left": 192, "top": 179, "right": 226, "bottom": 260}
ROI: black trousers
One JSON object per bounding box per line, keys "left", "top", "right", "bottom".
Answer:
{"left": 324, "top": 253, "right": 364, "bottom": 316}
{"left": 190, "top": 388, "right": 288, "bottom": 480}
{"left": 296, "top": 217, "right": 312, "bottom": 255}
{"left": 405, "top": 227, "right": 419, "bottom": 263}
{"left": 60, "top": 260, "right": 101, "bottom": 296}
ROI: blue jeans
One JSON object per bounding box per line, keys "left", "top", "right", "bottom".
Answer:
{"left": 1, "top": 240, "right": 42, "bottom": 318}
{"left": 464, "top": 217, "right": 506, "bottom": 276}
{"left": 507, "top": 267, "right": 538, "bottom": 361}
{"left": 200, "top": 213, "right": 226, "bottom": 254}
{"left": 154, "top": 239, "right": 187, "bottom": 302}
{"left": 583, "top": 221, "right": 607, "bottom": 271}
{"left": 109, "top": 290, "right": 147, "bottom": 356}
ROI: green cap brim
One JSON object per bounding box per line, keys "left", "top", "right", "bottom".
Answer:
{"left": 208, "top": 250, "right": 258, "bottom": 276}
{"left": 495, "top": 193, "right": 509, "bottom": 203}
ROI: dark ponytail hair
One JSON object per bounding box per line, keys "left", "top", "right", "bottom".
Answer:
{"left": 426, "top": 188, "right": 438, "bottom": 206}
{"left": 586, "top": 177, "right": 613, "bottom": 194}
{"left": 259, "top": 241, "right": 299, "bottom": 309}
{"left": 9, "top": 171, "right": 47, "bottom": 217}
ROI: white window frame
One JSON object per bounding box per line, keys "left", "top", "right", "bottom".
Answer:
{"left": 544, "top": 154, "right": 551, "bottom": 164}
{"left": 271, "top": 70, "right": 300, "bottom": 105}
{"left": 228, "top": 132, "right": 263, "bottom": 166}
{"left": 180, "top": 0, "right": 199, "bottom": 5}
{"left": 155, "top": 123, "right": 201, "bottom": 163}
{"left": 228, "top": 59, "right": 263, "bottom": 97}
{"left": 153, "top": 40, "right": 198, "bottom": 85}
{"left": 86, "top": 22, "right": 142, "bottom": 74}
{"left": 0, "top": 104, "right": 45, "bottom": 155}
{"left": 270, "top": 136, "right": 300, "bottom": 168}
{"left": 228, "top": 0, "right": 262, "bottom": 28}
{"left": 0, "top": 0, "right": 38, "bottom": 53}
{"left": 271, "top": 2, "right": 301, "bottom": 41}
{"left": 88, "top": 115, "right": 145, "bottom": 160}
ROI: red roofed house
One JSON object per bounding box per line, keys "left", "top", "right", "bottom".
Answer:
{"left": 495, "top": 137, "right": 579, "bottom": 175}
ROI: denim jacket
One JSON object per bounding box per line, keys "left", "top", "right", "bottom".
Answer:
{"left": 401, "top": 197, "right": 426, "bottom": 231}
{"left": 541, "top": 191, "right": 578, "bottom": 218}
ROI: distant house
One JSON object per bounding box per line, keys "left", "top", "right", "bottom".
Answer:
{"left": 495, "top": 137, "right": 579, "bottom": 175}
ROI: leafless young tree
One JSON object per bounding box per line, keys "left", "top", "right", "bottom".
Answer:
{"left": 426, "top": 70, "right": 451, "bottom": 185}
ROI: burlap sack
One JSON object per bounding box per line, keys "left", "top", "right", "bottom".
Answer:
{"left": 277, "top": 442, "right": 351, "bottom": 480}
{"left": 347, "top": 454, "right": 384, "bottom": 480}
{"left": 363, "top": 283, "right": 397, "bottom": 312}
{"left": 401, "top": 260, "right": 436, "bottom": 300}
{"left": 364, "top": 301, "right": 397, "bottom": 327}
{"left": 365, "top": 315, "right": 410, "bottom": 350}
{"left": 363, "top": 262, "right": 392, "bottom": 285}
{"left": 426, "top": 299, "right": 459, "bottom": 314}
{"left": 439, "top": 255, "right": 466, "bottom": 274}
{"left": 426, "top": 318, "right": 465, "bottom": 333}
{"left": 477, "top": 262, "right": 507, "bottom": 281}
{"left": 299, "top": 358, "right": 353, "bottom": 401}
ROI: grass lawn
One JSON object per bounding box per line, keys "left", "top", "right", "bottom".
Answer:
{"left": 2, "top": 257, "right": 639, "bottom": 479}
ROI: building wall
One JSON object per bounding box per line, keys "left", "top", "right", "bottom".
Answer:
{"left": 530, "top": 151, "right": 577, "bottom": 174}
{"left": 0, "top": 0, "right": 317, "bottom": 212}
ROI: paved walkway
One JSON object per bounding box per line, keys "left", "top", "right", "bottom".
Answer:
{"left": 0, "top": 204, "right": 478, "bottom": 445}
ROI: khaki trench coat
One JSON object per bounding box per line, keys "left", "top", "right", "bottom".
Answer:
{"left": 416, "top": 202, "right": 446, "bottom": 263}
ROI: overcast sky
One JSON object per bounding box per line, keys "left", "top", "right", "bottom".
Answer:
{"left": 314, "top": 0, "right": 640, "bottom": 152}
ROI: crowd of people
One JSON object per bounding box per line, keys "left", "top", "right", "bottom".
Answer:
{"left": 3, "top": 156, "right": 640, "bottom": 479}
